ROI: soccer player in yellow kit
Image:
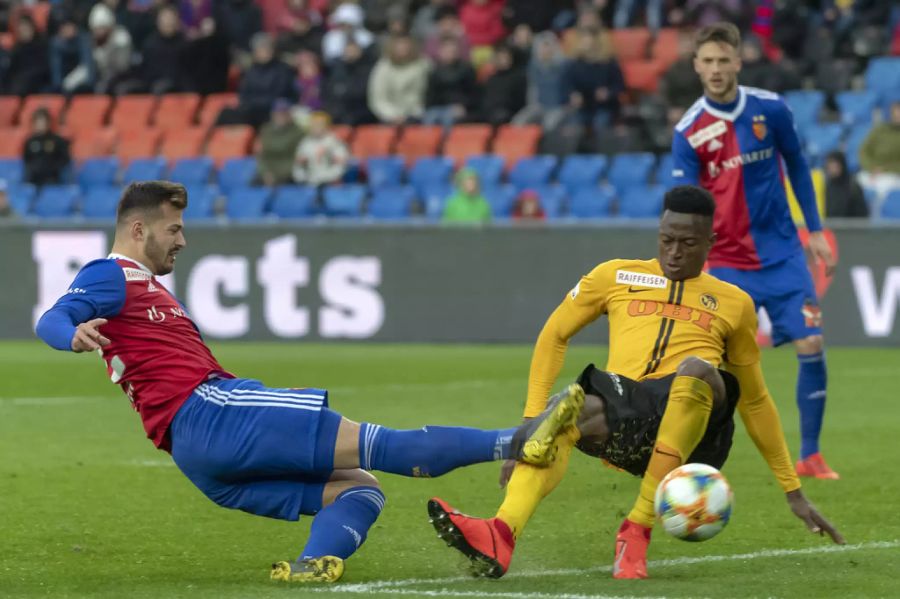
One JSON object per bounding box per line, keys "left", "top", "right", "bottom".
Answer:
{"left": 428, "top": 185, "right": 844, "bottom": 580}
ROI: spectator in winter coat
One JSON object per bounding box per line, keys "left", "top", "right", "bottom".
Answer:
{"left": 214, "top": 0, "right": 263, "bottom": 51}
{"left": 6, "top": 15, "right": 50, "bottom": 96}
{"left": 858, "top": 99, "right": 900, "bottom": 207}
{"left": 367, "top": 35, "right": 429, "bottom": 125}
{"left": 460, "top": 0, "right": 506, "bottom": 48}
{"left": 423, "top": 37, "right": 479, "bottom": 129}
{"left": 23, "top": 108, "right": 71, "bottom": 187}
{"left": 561, "top": 28, "right": 624, "bottom": 129}
{"left": 443, "top": 167, "right": 491, "bottom": 224}
{"left": 256, "top": 99, "right": 304, "bottom": 186}
{"left": 478, "top": 43, "right": 527, "bottom": 126}
{"left": 324, "top": 41, "right": 376, "bottom": 125}
{"left": 322, "top": 3, "right": 374, "bottom": 63}
{"left": 293, "top": 111, "right": 349, "bottom": 186}
{"left": 183, "top": 16, "right": 230, "bottom": 94}
{"left": 423, "top": 6, "right": 471, "bottom": 61}
{"left": 88, "top": 3, "right": 133, "bottom": 94}
{"left": 513, "top": 31, "right": 568, "bottom": 131}
{"left": 50, "top": 17, "right": 95, "bottom": 94}
{"left": 824, "top": 151, "right": 869, "bottom": 218}
{"left": 141, "top": 5, "right": 187, "bottom": 94}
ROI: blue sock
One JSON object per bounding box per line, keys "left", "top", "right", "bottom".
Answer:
{"left": 797, "top": 351, "right": 827, "bottom": 459}
{"left": 358, "top": 424, "right": 517, "bottom": 477}
{"left": 300, "top": 486, "right": 385, "bottom": 560}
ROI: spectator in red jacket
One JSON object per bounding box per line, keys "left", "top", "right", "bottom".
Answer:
{"left": 460, "top": 0, "right": 506, "bottom": 48}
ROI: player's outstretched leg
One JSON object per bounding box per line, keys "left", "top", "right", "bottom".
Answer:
{"left": 428, "top": 497, "right": 515, "bottom": 578}
{"left": 793, "top": 347, "right": 839, "bottom": 480}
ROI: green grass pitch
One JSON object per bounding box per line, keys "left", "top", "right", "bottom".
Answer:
{"left": 1, "top": 341, "right": 898, "bottom": 598}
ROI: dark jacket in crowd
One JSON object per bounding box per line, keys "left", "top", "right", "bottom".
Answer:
{"left": 662, "top": 59, "right": 704, "bottom": 109}
{"left": 276, "top": 24, "right": 325, "bottom": 57}
{"left": 24, "top": 132, "right": 71, "bottom": 186}
{"left": 215, "top": 0, "right": 263, "bottom": 50}
{"left": 324, "top": 53, "right": 376, "bottom": 125}
{"left": 184, "top": 24, "right": 231, "bottom": 95}
{"left": 826, "top": 156, "right": 870, "bottom": 218}
{"left": 480, "top": 63, "right": 527, "bottom": 125}
{"left": 426, "top": 60, "right": 479, "bottom": 110}
{"left": 239, "top": 59, "right": 297, "bottom": 111}
{"left": 562, "top": 57, "right": 625, "bottom": 117}
{"left": 142, "top": 31, "right": 188, "bottom": 93}
{"left": 7, "top": 36, "right": 51, "bottom": 95}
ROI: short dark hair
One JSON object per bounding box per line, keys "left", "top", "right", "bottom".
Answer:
{"left": 116, "top": 181, "right": 188, "bottom": 225}
{"left": 664, "top": 185, "right": 716, "bottom": 217}
{"left": 694, "top": 22, "right": 741, "bottom": 53}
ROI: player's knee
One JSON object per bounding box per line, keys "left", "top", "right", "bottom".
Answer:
{"left": 795, "top": 334, "right": 824, "bottom": 355}
{"left": 676, "top": 357, "right": 726, "bottom": 408}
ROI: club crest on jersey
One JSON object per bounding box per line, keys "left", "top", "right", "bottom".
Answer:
{"left": 752, "top": 115, "right": 767, "bottom": 141}
{"left": 802, "top": 299, "right": 822, "bottom": 327}
{"left": 615, "top": 270, "right": 668, "bottom": 289}
{"left": 700, "top": 293, "right": 719, "bottom": 311}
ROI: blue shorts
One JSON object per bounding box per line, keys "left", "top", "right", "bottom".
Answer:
{"left": 709, "top": 254, "right": 822, "bottom": 346}
{"left": 169, "top": 377, "right": 343, "bottom": 521}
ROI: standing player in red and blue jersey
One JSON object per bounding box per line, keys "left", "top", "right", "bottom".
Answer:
{"left": 34, "top": 181, "right": 584, "bottom": 584}
{"left": 671, "top": 23, "right": 838, "bottom": 480}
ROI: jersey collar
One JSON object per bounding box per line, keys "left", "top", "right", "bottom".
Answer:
{"left": 702, "top": 86, "right": 746, "bottom": 122}
{"left": 108, "top": 252, "right": 154, "bottom": 275}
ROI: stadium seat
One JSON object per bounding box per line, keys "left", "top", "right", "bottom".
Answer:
{"left": 532, "top": 184, "right": 566, "bottom": 219}
{"left": 160, "top": 127, "right": 207, "bottom": 162}
{"left": 0, "top": 128, "right": 28, "bottom": 159}
{"left": 619, "top": 184, "right": 666, "bottom": 218}
{"left": 835, "top": 91, "right": 880, "bottom": 126}
{"left": 611, "top": 28, "right": 651, "bottom": 61}
{"left": 493, "top": 125, "right": 542, "bottom": 169}
{"left": 332, "top": 124, "right": 354, "bottom": 145}
{"left": 408, "top": 156, "right": 454, "bottom": 194}
{"left": 482, "top": 184, "right": 517, "bottom": 217}
{"left": 33, "top": 185, "right": 79, "bottom": 218}
{"left": 558, "top": 155, "right": 608, "bottom": 194}
{"left": 181, "top": 185, "right": 218, "bottom": 220}
{"left": 864, "top": 57, "right": 900, "bottom": 97}
{"left": 323, "top": 184, "right": 366, "bottom": 217}
{"left": 652, "top": 28, "right": 680, "bottom": 69}
{"left": 844, "top": 125, "right": 872, "bottom": 173}
{"left": 7, "top": 183, "right": 36, "bottom": 215}
{"left": 271, "top": 185, "right": 318, "bottom": 218}
{"left": 71, "top": 127, "right": 118, "bottom": 162}
{"left": 421, "top": 182, "right": 453, "bottom": 219}
{"left": 351, "top": 125, "right": 397, "bottom": 161}
{"left": 655, "top": 153, "right": 675, "bottom": 187}
{"left": 111, "top": 95, "right": 158, "bottom": 130}
{"left": 225, "top": 187, "right": 271, "bottom": 220}
{"left": 0, "top": 158, "right": 24, "bottom": 185}
{"left": 464, "top": 154, "right": 505, "bottom": 187}
{"left": 622, "top": 60, "right": 664, "bottom": 93}
{"left": 607, "top": 153, "right": 656, "bottom": 194}
{"left": 804, "top": 124, "right": 845, "bottom": 162}
{"left": 394, "top": 125, "right": 442, "bottom": 165}
{"left": 198, "top": 93, "right": 239, "bottom": 128}
{"left": 880, "top": 191, "right": 900, "bottom": 219}
{"left": 365, "top": 156, "right": 406, "bottom": 189}
{"left": 369, "top": 185, "right": 416, "bottom": 219}
{"left": 207, "top": 126, "right": 255, "bottom": 167}
{"left": 81, "top": 185, "right": 122, "bottom": 218}
{"left": 19, "top": 95, "right": 66, "bottom": 126}
{"left": 122, "top": 157, "right": 167, "bottom": 183}
{"left": 77, "top": 157, "right": 119, "bottom": 189}
{"left": 168, "top": 157, "right": 214, "bottom": 185}
{"left": 155, "top": 94, "right": 202, "bottom": 130}
{"left": 783, "top": 90, "right": 824, "bottom": 129}
{"left": 0, "top": 97, "right": 20, "bottom": 127}
{"left": 218, "top": 157, "right": 258, "bottom": 191}
{"left": 569, "top": 186, "right": 615, "bottom": 218}
{"left": 509, "top": 155, "right": 558, "bottom": 190}
{"left": 443, "top": 125, "right": 492, "bottom": 166}
{"left": 63, "top": 96, "right": 111, "bottom": 133}
{"left": 117, "top": 128, "right": 162, "bottom": 163}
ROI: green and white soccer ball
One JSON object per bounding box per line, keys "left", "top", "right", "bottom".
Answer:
{"left": 654, "top": 463, "right": 733, "bottom": 542}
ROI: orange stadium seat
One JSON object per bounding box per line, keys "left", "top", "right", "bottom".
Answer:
{"left": 0, "top": 96, "right": 20, "bottom": 127}
{"left": 332, "top": 124, "right": 354, "bottom": 145}
{"left": 492, "top": 125, "right": 541, "bottom": 169}
{"left": 351, "top": 125, "right": 397, "bottom": 160}
{"left": 117, "top": 128, "right": 162, "bottom": 163}
{"left": 206, "top": 125, "right": 255, "bottom": 166}
{"left": 443, "top": 125, "right": 492, "bottom": 166}
{"left": 71, "top": 128, "right": 118, "bottom": 162}
{"left": 63, "top": 96, "right": 112, "bottom": 133}
{"left": 622, "top": 60, "right": 664, "bottom": 93}
{"left": 198, "top": 93, "right": 239, "bottom": 128}
{"left": 0, "top": 128, "right": 29, "bottom": 158}
{"left": 652, "top": 28, "right": 681, "bottom": 69}
{"left": 611, "top": 28, "right": 652, "bottom": 61}
{"left": 111, "top": 95, "right": 158, "bottom": 130}
{"left": 155, "top": 93, "right": 202, "bottom": 130}
{"left": 394, "top": 125, "right": 442, "bottom": 165}
{"left": 0, "top": 33, "right": 13, "bottom": 51}
{"left": 19, "top": 95, "right": 66, "bottom": 127}
{"left": 160, "top": 127, "right": 207, "bottom": 162}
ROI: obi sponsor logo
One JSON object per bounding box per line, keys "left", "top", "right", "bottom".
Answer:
{"left": 626, "top": 300, "right": 717, "bottom": 332}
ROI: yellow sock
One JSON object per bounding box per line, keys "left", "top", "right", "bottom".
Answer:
{"left": 496, "top": 427, "right": 579, "bottom": 539}
{"left": 627, "top": 375, "right": 713, "bottom": 528}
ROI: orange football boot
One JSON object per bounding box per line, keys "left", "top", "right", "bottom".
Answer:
{"left": 427, "top": 497, "right": 515, "bottom": 578}
{"left": 796, "top": 452, "right": 840, "bottom": 480}
{"left": 612, "top": 519, "right": 652, "bottom": 579}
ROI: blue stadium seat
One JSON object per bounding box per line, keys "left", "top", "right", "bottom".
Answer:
{"left": 880, "top": 191, "right": 900, "bottom": 220}
{"left": 784, "top": 90, "right": 825, "bottom": 129}
{"left": 482, "top": 184, "right": 517, "bottom": 217}
{"left": 532, "top": 185, "right": 566, "bottom": 219}
{"left": 323, "top": 184, "right": 366, "bottom": 217}
{"left": 226, "top": 187, "right": 271, "bottom": 220}
{"left": 182, "top": 185, "right": 218, "bottom": 219}
{"left": 271, "top": 185, "right": 318, "bottom": 218}
{"left": 33, "top": 185, "right": 79, "bottom": 218}
{"left": 369, "top": 185, "right": 416, "bottom": 219}
{"left": 0, "top": 159, "right": 24, "bottom": 185}
{"left": 804, "top": 124, "right": 845, "bottom": 162}
{"left": 169, "top": 157, "right": 214, "bottom": 186}
{"left": 508, "top": 155, "right": 558, "bottom": 190}
{"left": 366, "top": 156, "right": 405, "bottom": 189}
{"left": 655, "top": 153, "right": 674, "bottom": 187}
{"left": 123, "top": 158, "right": 167, "bottom": 183}
{"left": 421, "top": 182, "right": 453, "bottom": 219}
{"left": 844, "top": 125, "right": 872, "bottom": 173}
{"left": 836, "top": 91, "right": 880, "bottom": 126}
{"left": 619, "top": 184, "right": 666, "bottom": 218}
{"left": 865, "top": 57, "right": 900, "bottom": 97}
{"left": 607, "top": 153, "right": 656, "bottom": 194}
{"left": 558, "top": 155, "right": 608, "bottom": 194}
{"left": 218, "top": 157, "right": 258, "bottom": 191}
{"left": 7, "top": 183, "right": 36, "bottom": 216}
{"left": 408, "top": 157, "right": 454, "bottom": 195}
{"left": 81, "top": 185, "right": 121, "bottom": 218}
{"left": 568, "top": 186, "right": 614, "bottom": 218}
{"left": 464, "top": 155, "right": 505, "bottom": 187}
{"left": 78, "top": 157, "right": 119, "bottom": 189}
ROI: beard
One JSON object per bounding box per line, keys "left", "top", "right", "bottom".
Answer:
{"left": 144, "top": 232, "right": 173, "bottom": 276}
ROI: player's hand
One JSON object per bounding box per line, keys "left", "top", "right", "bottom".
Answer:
{"left": 71, "top": 318, "right": 110, "bottom": 352}
{"left": 786, "top": 489, "right": 845, "bottom": 544}
{"left": 807, "top": 231, "right": 836, "bottom": 277}
{"left": 498, "top": 459, "right": 516, "bottom": 488}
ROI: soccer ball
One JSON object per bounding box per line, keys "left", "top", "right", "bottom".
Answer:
{"left": 654, "top": 463, "right": 733, "bottom": 542}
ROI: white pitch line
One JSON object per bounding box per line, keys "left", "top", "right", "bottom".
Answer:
{"left": 311, "top": 540, "right": 900, "bottom": 595}
{"left": 315, "top": 590, "right": 671, "bottom": 599}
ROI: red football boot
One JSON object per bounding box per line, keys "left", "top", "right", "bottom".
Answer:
{"left": 796, "top": 452, "right": 840, "bottom": 480}
{"left": 427, "top": 497, "right": 515, "bottom": 578}
{"left": 612, "top": 519, "right": 652, "bottom": 579}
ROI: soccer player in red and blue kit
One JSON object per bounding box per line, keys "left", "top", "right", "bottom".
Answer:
{"left": 34, "top": 181, "right": 584, "bottom": 584}
{"left": 671, "top": 23, "right": 839, "bottom": 480}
